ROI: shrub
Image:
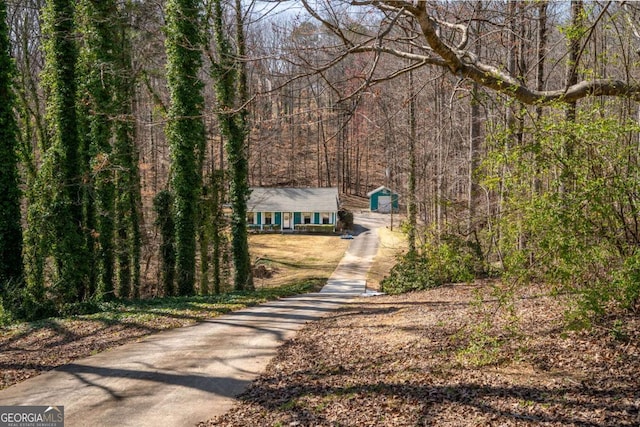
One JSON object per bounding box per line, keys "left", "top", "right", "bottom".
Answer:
{"left": 0, "top": 298, "right": 10, "bottom": 326}
{"left": 567, "top": 251, "right": 640, "bottom": 329}
{"left": 381, "top": 233, "right": 482, "bottom": 295}
{"left": 337, "top": 209, "right": 354, "bottom": 231}
{"left": 262, "top": 224, "right": 280, "bottom": 232}
{"left": 424, "top": 234, "right": 480, "bottom": 284}
{"left": 481, "top": 110, "right": 640, "bottom": 329}
{"left": 295, "top": 224, "right": 335, "bottom": 233}
{"left": 381, "top": 252, "right": 435, "bottom": 294}
{"left": 615, "top": 252, "right": 640, "bottom": 310}
{"left": 8, "top": 281, "right": 58, "bottom": 322}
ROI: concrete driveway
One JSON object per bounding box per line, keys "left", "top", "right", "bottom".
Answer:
{"left": 0, "top": 213, "right": 386, "bottom": 426}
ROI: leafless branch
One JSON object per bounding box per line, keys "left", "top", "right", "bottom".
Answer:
{"left": 305, "top": 0, "right": 640, "bottom": 105}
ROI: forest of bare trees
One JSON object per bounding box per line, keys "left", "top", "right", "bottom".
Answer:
{"left": 1, "top": 1, "right": 639, "bottom": 323}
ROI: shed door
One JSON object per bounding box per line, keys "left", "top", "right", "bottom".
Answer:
{"left": 378, "top": 196, "right": 391, "bottom": 213}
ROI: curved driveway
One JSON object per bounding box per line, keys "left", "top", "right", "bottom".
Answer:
{"left": 0, "top": 212, "right": 386, "bottom": 426}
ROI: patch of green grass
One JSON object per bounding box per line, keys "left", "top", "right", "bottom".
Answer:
{"left": 278, "top": 399, "right": 300, "bottom": 411}
{"left": 92, "top": 279, "right": 325, "bottom": 322}
{"left": 455, "top": 331, "right": 502, "bottom": 367}
{"left": 2, "top": 279, "right": 326, "bottom": 331}
{"left": 314, "top": 401, "right": 328, "bottom": 412}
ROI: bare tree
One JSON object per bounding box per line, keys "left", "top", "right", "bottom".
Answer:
{"left": 300, "top": 0, "right": 640, "bottom": 104}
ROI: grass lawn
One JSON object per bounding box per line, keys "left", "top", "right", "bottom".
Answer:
{"left": 366, "top": 225, "right": 407, "bottom": 290}
{"left": 249, "top": 234, "right": 351, "bottom": 288}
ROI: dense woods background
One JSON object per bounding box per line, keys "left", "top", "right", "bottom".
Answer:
{"left": 1, "top": 0, "right": 639, "bottom": 326}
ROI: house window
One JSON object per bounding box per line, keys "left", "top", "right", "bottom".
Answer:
{"left": 303, "top": 212, "right": 312, "bottom": 224}
{"left": 264, "top": 212, "right": 273, "bottom": 225}
{"left": 322, "top": 212, "right": 331, "bottom": 224}
{"left": 247, "top": 212, "right": 255, "bottom": 224}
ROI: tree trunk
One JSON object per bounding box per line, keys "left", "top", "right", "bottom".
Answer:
{"left": 0, "top": 0, "right": 23, "bottom": 290}
{"left": 79, "top": 0, "right": 120, "bottom": 300}
{"left": 468, "top": 2, "right": 483, "bottom": 243}
{"left": 209, "top": 0, "right": 253, "bottom": 290}
{"left": 407, "top": 67, "right": 417, "bottom": 254}
{"left": 534, "top": 0, "right": 548, "bottom": 195}
{"left": 25, "top": 0, "right": 87, "bottom": 305}
{"left": 561, "top": 0, "right": 584, "bottom": 193}
{"left": 165, "top": 0, "right": 205, "bottom": 296}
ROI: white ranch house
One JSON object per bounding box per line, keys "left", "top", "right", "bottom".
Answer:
{"left": 246, "top": 187, "right": 340, "bottom": 232}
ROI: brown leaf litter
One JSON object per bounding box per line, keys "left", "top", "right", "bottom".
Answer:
{"left": 199, "top": 282, "right": 639, "bottom": 426}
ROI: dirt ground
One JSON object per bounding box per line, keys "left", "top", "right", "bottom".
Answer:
{"left": 200, "top": 282, "right": 639, "bottom": 427}
{"left": 1, "top": 281, "right": 638, "bottom": 426}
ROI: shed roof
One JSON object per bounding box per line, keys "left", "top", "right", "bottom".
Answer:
{"left": 366, "top": 185, "right": 397, "bottom": 197}
{"left": 247, "top": 187, "right": 339, "bottom": 213}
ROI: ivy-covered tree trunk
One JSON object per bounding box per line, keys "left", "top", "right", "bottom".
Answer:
{"left": 210, "top": 0, "right": 253, "bottom": 291}
{"left": 78, "top": 104, "right": 97, "bottom": 298}
{"left": 199, "top": 182, "right": 210, "bottom": 295}
{"left": 113, "top": 7, "right": 141, "bottom": 299}
{"left": 165, "top": 0, "right": 205, "bottom": 296}
{"left": 0, "top": 0, "right": 23, "bottom": 290}
{"left": 78, "top": 0, "right": 118, "bottom": 300}
{"left": 210, "top": 170, "right": 225, "bottom": 294}
{"left": 114, "top": 103, "right": 139, "bottom": 299}
{"left": 154, "top": 190, "right": 176, "bottom": 296}
{"left": 25, "top": 0, "right": 87, "bottom": 306}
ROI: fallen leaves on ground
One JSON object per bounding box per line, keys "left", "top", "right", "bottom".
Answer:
{"left": 0, "top": 315, "right": 194, "bottom": 389}
{"left": 200, "top": 282, "right": 639, "bottom": 426}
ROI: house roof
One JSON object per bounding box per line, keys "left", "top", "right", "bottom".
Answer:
{"left": 247, "top": 187, "right": 339, "bottom": 213}
{"left": 366, "top": 185, "right": 397, "bottom": 197}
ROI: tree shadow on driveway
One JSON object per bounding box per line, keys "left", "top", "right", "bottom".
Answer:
{"left": 57, "top": 363, "right": 251, "bottom": 399}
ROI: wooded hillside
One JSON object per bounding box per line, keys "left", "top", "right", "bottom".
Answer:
{"left": 1, "top": 1, "right": 639, "bottom": 325}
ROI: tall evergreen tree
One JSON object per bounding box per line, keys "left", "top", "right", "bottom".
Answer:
{"left": 165, "top": 0, "right": 206, "bottom": 296}
{"left": 0, "top": 0, "right": 23, "bottom": 290}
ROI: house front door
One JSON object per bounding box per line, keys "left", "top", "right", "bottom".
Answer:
{"left": 283, "top": 212, "right": 291, "bottom": 229}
